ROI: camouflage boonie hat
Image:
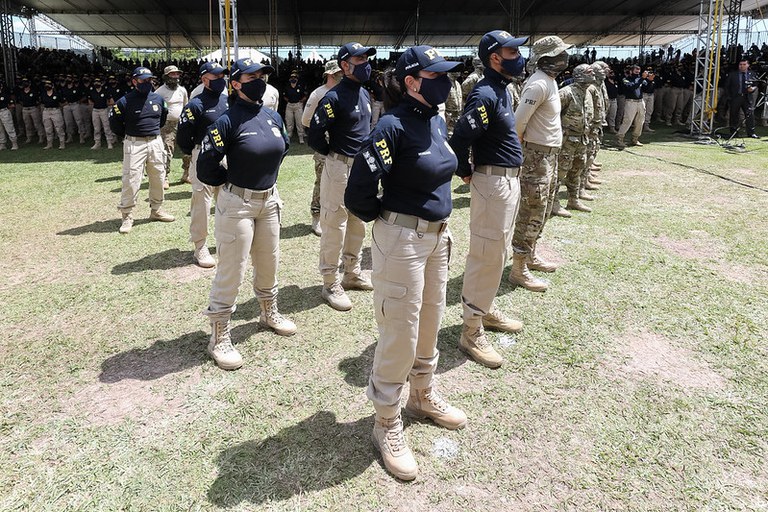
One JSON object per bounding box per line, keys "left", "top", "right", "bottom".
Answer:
{"left": 531, "top": 35, "right": 571, "bottom": 61}
{"left": 323, "top": 60, "right": 341, "bottom": 76}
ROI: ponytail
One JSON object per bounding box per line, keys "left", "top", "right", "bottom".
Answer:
{"left": 382, "top": 68, "right": 407, "bottom": 111}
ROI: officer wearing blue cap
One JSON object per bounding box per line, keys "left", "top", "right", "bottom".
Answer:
{"left": 197, "top": 57, "right": 296, "bottom": 371}
{"left": 449, "top": 30, "right": 529, "bottom": 369}
{"left": 346, "top": 45, "right": 466, "bottom": 481}
{"left": 308, "top": 42, "right": 376, "bottom": 312}
{"left": 177, "top": 62, "right": 229, "bottom": 268}
{"left": 110, "top": 67, "right": 174, "bottom": 234}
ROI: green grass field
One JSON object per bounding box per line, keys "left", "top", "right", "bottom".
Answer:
{"left": 1, "top": 126, "right": 767, "bottom": 511}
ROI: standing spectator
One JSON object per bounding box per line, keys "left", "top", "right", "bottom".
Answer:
{"left": 725, "top": 57, "right": 758, "bottom": 138}
{"left": 18, "top": 78, "right": 45, "bottom": 145}
{"left": 39, "top": 79, "right": 66, "bottom": 150}
{"left": 282, "top": 71, "right": 307, "bottom": 144}
{"left": 89, "top": 77, "right": 115, "bottom": 150}
{"left": 0, "top": 82, "right": 19, "bottom": 150}
{"left": 156, "top": 65, "right": 190, "bottom": 188}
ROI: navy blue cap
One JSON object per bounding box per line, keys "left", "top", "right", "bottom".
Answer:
{"left": 131, "top": 67, "right": 154, "bottom": 79}
{"left": 230, "top": 58, "right": 275, "bottom": 81}
{"left": 395, "top": 45, "right": 462, "bottom": 80}
{"left": 478, "top": 30, "right": 529, "bottom": 64}
{"left": 337, "top": 42, "right": 376, "bottom": 62}
{"left": 199, "top": 62, "right": 227, "bottom": 76}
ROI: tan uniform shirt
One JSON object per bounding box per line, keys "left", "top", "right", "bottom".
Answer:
{"left": 155, "top": 84, "right": 188, "bottom": 122}
{"left": 514, "top": 70, "right": 562, "bottom": 148}
{"left": 302, "top": 83, "right": 332, "bottom": 128}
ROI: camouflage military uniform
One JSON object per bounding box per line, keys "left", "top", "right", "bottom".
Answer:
{"left": 460, "top": 58, "right": 484, "bottom": 99}
{"left": 584, "top": 83, "right": 604, "bottom": 191}
{"left": 506, "top": 77, "right": 524, "bottom": 111}
{"left": 557, "top": 76, "right": 594, "bottom": 211}
{"left": 445, "top": 73, "right": 463, "bottom": 136}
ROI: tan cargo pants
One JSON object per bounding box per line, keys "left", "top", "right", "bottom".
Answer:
{"left": 285, "top": 102, "right": 304, "bottom": 142}
{"left": 204, "top": 185, "right": 282, "bottom": 318}
{"left": 367, "top": 217, "right": 451, "bottom": 417}
{"left": 42, "top": 108, "right": 66, "bottom": 146}
{"left": 22, "top": 106, "right": 44, "bottom": 143}
{"left": 92, "top": 108, "right": 115, "bottom": 146}
{"left": 188, "top": 145, "right": 220, "bottom": 245}
{"left": 0, "top": 108, "right": 17, "bottom": 144}
{"left": 118, "top": 135, "right": 166, "bottom": 214}
{"left": 461, "top": 168, "right": 521, "bottom": 327}
{"left": 319, "top": 154, "right": 366, "bottom": 285}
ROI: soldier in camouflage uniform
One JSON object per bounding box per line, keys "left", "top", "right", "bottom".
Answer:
{"left": 580, "top": 62, "right": 607, "bottom": 202}
{"left": 555, "top": 64, "right": 594, "bottom": 215}
{"left": 509, "top": 36, "right": 571, "bottom": 292}
{"left": 445, "top": 72, "right": 463, "bottom": 136}
{"left": 460, "top": 57, "right": 484, "bottom": 99}
{"left": 507, "top": 75, "right": 525, "bottom": 111}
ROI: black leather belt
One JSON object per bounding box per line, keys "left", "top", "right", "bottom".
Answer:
{"left": 380, "top": 209, "right": 448, "bottom": 233}
{"left": 474, "top": 164, "right": 521, "bottom": 177}
{"left": 328, "top": 151, "right": 355, "bottom": 166}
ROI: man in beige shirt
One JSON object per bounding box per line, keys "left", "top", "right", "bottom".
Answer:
{"left": 156, "top": 65, "right": 190, "bottom": 188}
{"left": 510, "top": 36, "right": 571, "bottom": 292}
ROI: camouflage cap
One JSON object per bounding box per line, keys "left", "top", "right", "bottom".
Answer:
{"left": 572, "top": 63, "right": 595, "bottom": 83}
{"left": 531, "top": 35, "right": 571, "bottom": 61}
{"left": 323, "top": 59, "right": 341, "bottom": 76}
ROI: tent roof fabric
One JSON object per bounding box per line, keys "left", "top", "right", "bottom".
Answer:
{"left": 10, "top": 0, "right": 768, "bottom": 50}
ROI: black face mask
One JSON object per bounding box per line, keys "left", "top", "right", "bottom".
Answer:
{"left": 239, "top": 78, "right": 266, "bottom": 102}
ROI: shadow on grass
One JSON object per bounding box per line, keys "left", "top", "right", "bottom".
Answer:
{"left": 111, "top": 248, "right": 191, "bottom": 274}
{"left": 452, "top": 196, "right": 470, "bottom": 209}
{"left": 99, "top": 321, "right": 268, "bottom": 383}
{"left": 208, "top": 411, "right": 377, "bottom": 507}
{"left": 232, "top": 284, "right": 325, "bottom": 320}
{"left": 164, "top": 190, "right": 192, "bottom": 201}
{"left": 58, "top": 218, "right": 151, "bottom": 236}
{"left": 453, "top": 183, "right": 469, "bottom": 194}
{"left": 95, "top": 175, "right": 121, "bottom": 183}
{"left": 281, "top": 222, "right": 314, "bottom": 239}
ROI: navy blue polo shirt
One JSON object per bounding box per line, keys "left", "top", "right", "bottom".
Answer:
{"left": 622, "top": 75, "right": 645, "bottom": 100}
{"left": 40, "top": 90, "right": 63, "bottom": 108}
{"left": 109, "top": 90, "right": 168, "bottom": 138}
{"left": 307, "top": 77, "right": 371, "bottom": 157}
{"left": 62, "top": 85, "right": 82, "bottom": 103}
{"left": 18, "top": 88, "right": 39, "bottom": 107}
{"left": 346, "top": 95, "right": 457, "bottom": 222}
{"left": 176, "top": 87, "right": 229, "bottom": 154}
{"left": 89, "top": 87, "right": 110, "bottom": 109}
{"left": 449, "top": 67, "right": 523, "bottom": 178}
{"left": 284, "top": 84, "right": 305, "bottom": 103}
{"left": 196, "top": 99, "right": 289, "bottom": 190}
{"left": 0, "top": 91, "right": 13, "bottom": 109}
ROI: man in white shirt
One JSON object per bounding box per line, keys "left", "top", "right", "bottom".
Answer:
{"left": 510, "top": 36, "right": 571, "bottom": 292}
{"left": 301, "top": 60, "right": 342, "bottom": 236}
{"left": 155, "top": 65, "right": 190, "bottom": 188}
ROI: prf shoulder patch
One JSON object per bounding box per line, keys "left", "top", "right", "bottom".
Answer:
{"left": 183, "top": 107, "right": 194, "bottom": 121}
{"left": 324, "top": 102, "right": 334, "bottom": 119}
{"left": 374, "top": 138, "right": 392, "bottom": 165}
{"left": 477, "top": 104, "right": 489, "bottom": 125}
{"left": 210, "top": 127, "right": 224, "bottom": 148}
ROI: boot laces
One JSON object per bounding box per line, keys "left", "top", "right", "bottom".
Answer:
{"left": 265, "top": 300, "right": 285, "bottom": 324}
{"left": 424, "top": 389, "right": 449, "bottom": 413}
{"left": 329, "top": 281, "right": 345, "bottom": 297}
{"left": 471, "top": 327, "right": 490, "bottom": 349}
{"left": 214, "top": 321, "right": 233, "bottom": 351}
{"left": 383, "top": 417, "right": 407, "bottom": 454}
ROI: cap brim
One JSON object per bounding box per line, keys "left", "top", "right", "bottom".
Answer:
{"left": 134, "top": 73, "right": 154, "bottom": 79}
{"left": 501, "top": 36, "right": 530, "bottom": 49}
{"left": 349, "top": 46, "right": 376, "bottom": 58}
{"left": 233, "top": 63, "right": 274, "bottom": 79}
{"left": 202, "top": 65, "right": 227, "bottom": 76}
{"left": 423, "top": 60, "right": 463, "bottom": 73}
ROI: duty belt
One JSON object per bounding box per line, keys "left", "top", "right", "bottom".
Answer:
{"left": 224, "top": 183, "right": 274, "bottom": 201}
{"left": 125, "top": 134, "right": 159, "bottom": 141}
{"left": 523, "top": 141, "right": 559, "bottom": 155}
{"left": 328, "top": 151, "right": 355, "bottom": 166}
{"left": 474, "top": 164, "right": 521, "bottom": 178}
{"left": 380, "top": 209, "right": 448, "bottom": 233}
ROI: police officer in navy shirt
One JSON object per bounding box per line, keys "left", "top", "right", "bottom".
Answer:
{"left": 308, "top": 42, "right": 376, "bottom": 312}
{"left": 110, "top": 67, "right": 175, "bottom": 234}
{"left": 346, "top": 45, "right": 467, "bottom": 482}
{"left": 448, "top": 30, "right": 529, "bottom": 369}
{"left": 177, "top": 62, "right": 229, "bottom": 269}
{"left": 197, "top": 58, "right": 296, "bottom": 371}
{"left": 89, "top": 77, "right": 116, "bottom": 149}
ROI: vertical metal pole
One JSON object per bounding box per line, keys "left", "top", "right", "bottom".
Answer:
{"left": 0, "top": 0, "right": 18, "bottom": 86}
{"left": 231, "top": 0, "right": 239, "bottom": 61}
{"left": 414, "top": 0, "right": 421, "bottom": 46}
{"left": 218, "top": 0, "right": 226, "bottom": 65}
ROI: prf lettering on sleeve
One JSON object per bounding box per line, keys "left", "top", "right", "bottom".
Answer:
{"left": 211, "top": 128, "right": 224, "bottom": 148}
{"left": 477, "top": 105, "right": 489, "bottom": 125}
{"left": 375, "top": 138, "right": 392, "bottom": 165}
{"left": 324, "top": 103, "right": 335, "bottom": 119}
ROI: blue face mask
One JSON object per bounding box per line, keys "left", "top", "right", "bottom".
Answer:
{"left": 350, "top": 61, "right": 372, "bottom": 83}
{"left": 501, "top": 55, "right": 526, "bottom": 77}
{"left": 208, "top": 77, "right": 226, "bottom": 94}
{"left": 136, "top": 81, "right": 153, "bottom": 95}
{"left": 239, "top": 78, "right": 266, "bottom": 102}
{"left": 417, "top": 75, "right": 452, "bottom": 107}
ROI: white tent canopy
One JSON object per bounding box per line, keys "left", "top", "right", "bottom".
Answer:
{"left": 200, "top": 47, "right": 270, "bottom": 64}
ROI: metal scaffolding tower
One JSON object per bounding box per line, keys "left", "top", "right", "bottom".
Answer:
{"left": 269, "top": 0, "right": 278, "bottom": 73}
{"left": 218, "top": 0, "right": 239, "bottom": 66}
{"left": 1, "top": 0, "right": 17, "bottom": 86}
{"left": 724, "top": 0, "right": 743, "bottom": 62}
{"left": 691, "top": 0, "right": 725, "bottom": 137}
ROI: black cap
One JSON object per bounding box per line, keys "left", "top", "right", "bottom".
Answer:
{"left": 395, "top": 45, "right": 462, "bottom": 80}
{"left": 131, "top": 67, "right": 154, "bottom": 79}
{"left": 478, "top": 30, "right": 529, "bottom": 64}
{"left": 230, "top": 58, "right": 274, "bottom": 82}
{"left": 199, "top": 62, "right": 227, "bottom": 76}
{"left": 337, "top": 42, "right": 376, "bottom": 62}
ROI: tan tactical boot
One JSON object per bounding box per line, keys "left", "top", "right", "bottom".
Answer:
{"left": 208, "top": 317, "right": 243, "bottom": 370}
{"left": 459, "top": 324, "right": 503, "bottom": 368}
{"left": 508, "top": 253, "right": 548, "bottom": 292}
{"left": 43, "top": 143, "right": 52, "bottom": 150}
{"left": 528, "top": 243, "right": 558, "bottom": 272}
{"left": 181, "top": 168, "right": 190, "bottom": 184}
{"left": 550, "top": 200, "right": 572, "bottom": 218}
{"left": 107, "top": 142, "right": 114, "bottom": 150}
{"left": 372, "top": 414, "right": 418, "bottom": 481}
{"left": 258, "top": 298, "right": 297, "bottom": 336}
{"left": 90, "top": 143, "right": 101, "bottom": 150}
{"left": 310, "top": 214, "right": 322, "bottom": 236}
{"left": 630, "top": 139, "right": 643, "bottom": 147}
{"left": 11, "top": 140, "right": 18, "bottom": 150}
{"left": 579, "top": 189, "right": 596, "bottom": 201}
{"left": 322, "top": 280, "right": 352, "bottom": 311}
{"left": 163, "top": 179, "right": 170, "bottom": 190}
{"left": 59, "top": 142, "right": 65, "bottom": 150}
{"left": 589, "top": 175, "right": 603, "bottom": 185}
{"left": 118, "top": 213, "right": 134, "bottom": 234}
{"left": 482, "top": 305, "right": 523, "bottom": 333}
{"left": 405, "top": 387, "right": 467, "bottom": 430}
{"left": 592, "top": 161, "right": 603, "bottom": 169}
{"left": 584, "top": 179, "right": 600, "bottom": 190}
{"left": 149, "top": 208, "right": 175, "bottom": 222}
{"left": 566, "top": 197, "right": 592, "bottom": 212}
{"left": 341, "top": 271, "right": 373, "bottom": 291}
{"left": 193, "top": 242, "right": 216, "bottom": 268}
